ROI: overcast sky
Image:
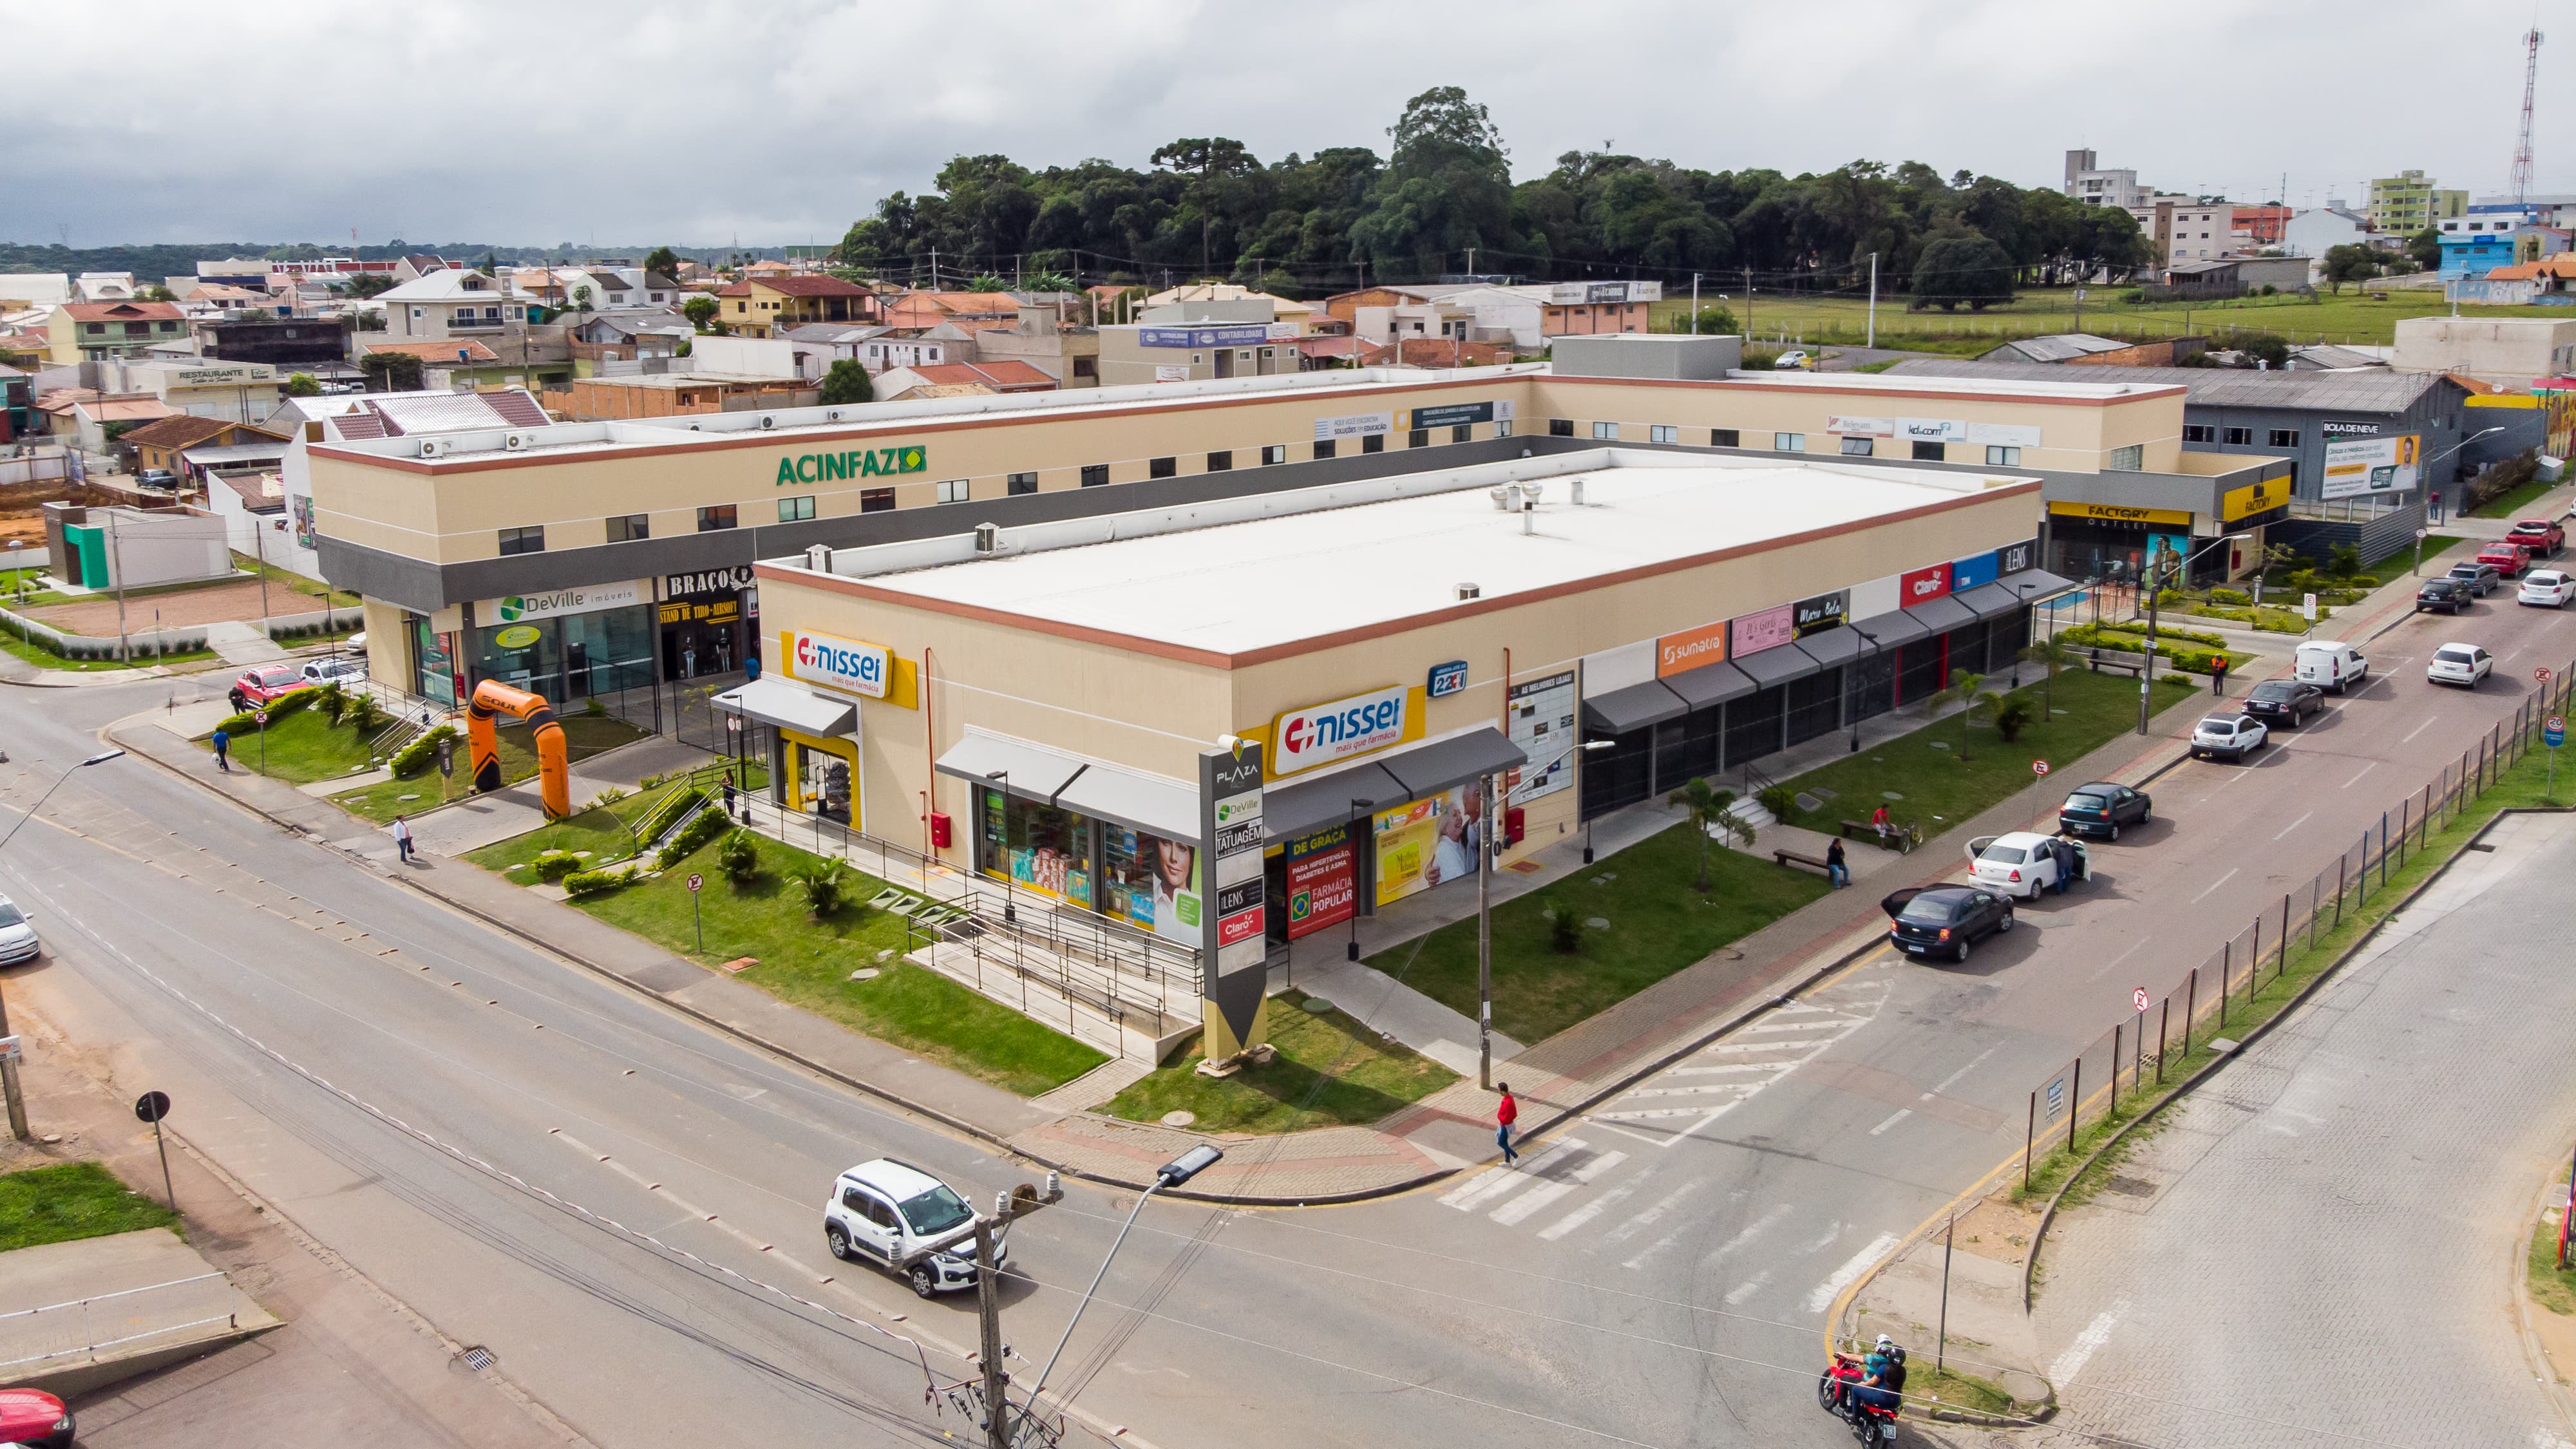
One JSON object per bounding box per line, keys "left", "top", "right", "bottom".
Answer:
{"left": 6, "top": 0, "right": 2566, "bottom": 249}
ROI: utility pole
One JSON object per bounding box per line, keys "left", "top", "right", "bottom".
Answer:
{"left": 1743, "top": 266, "right": 1754, "bottom": 341}
{"left": 1690, "top": 272, "right": 1700, "bottom": 333}
{"left": 1477, "top": 770, "right": 1495, "bottom": 1090}
{"left": 108, "top": 510, "right": 129, "bottom": 665}
{"left": 1020, "top": 1146, "right": 1221, "bottom": 1444}
{"left": 2138, "top": 547, "right": 2165, "bottom": 735}
{"left": 1866, "top": 252, "right": 1878, "bottom": 349}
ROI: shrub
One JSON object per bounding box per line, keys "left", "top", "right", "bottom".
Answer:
{"left": 2260, "top": 283, "right": 2278, "bottom": 296}
{"left": 1991, "top": 696, "right": 2038, "bottom": 743}
{"left": 2206, "top": 587, "right": 2250, "bottom": 606}
{"left": 1542, "top": 895, "right": 1583, "bottom": 954}
{"left": 2327, "top": 543, "right": 2363, "bottom": 578}
{"left": 1758, "top": 784, "right": 1799, "bottom": 824}
{"left": 584, "top": 696, "right": 606, "bottom": 716}
{"left": 791, "top": 858, "right": 850, "bottom": 916}
{"left": 715, "top": 828, "right": 761, "bottom": 883}
{"left": 653, "top": 804, "right": 730, "bottom": 870}
{"left": 2348, "top": 574, "right": 2380, "bottom": 591}
{"left": 390, "top": 723, "right": 457, "bottom": 779}
{"left": 564, "top": 865, "right": 634, "bottom": 897}
{"left": 2119, "top": 289, "right": 2146, "bottom": 305}
{"left": 591, "top": 785, "right": 627, "bottom": 808}
{"left": 314, "top": 682, "right": 347, "bottom": 724}
{"left": 341, "top": 692, "right": 381, "bottom": 734}
{"left": 638, "top": 786, "right": 708, "bottom": 846}
{"left": 532, "top": 849, "right": 583, "bottom": 882}
{"left": 213, "top": 687, "right": 317, "bottom": 737}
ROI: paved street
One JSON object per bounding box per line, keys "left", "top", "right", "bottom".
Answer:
{"left": 2031, "top": 808, "right": 2576, "bottom": 1449}
{"left": 0, "top": 540, "right": 2568, "bottom": 1449}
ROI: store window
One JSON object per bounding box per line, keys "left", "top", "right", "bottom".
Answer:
{"left": 778, "top": 495, "right": 815, "bottom": 522}
{"left": 1712, "top": 428, "right": 1739, "bottom": 448}
{"left": 498, "top": 525, "right": 544, "bottom": 556}
{"left": 790, "top": 734, "right": 854, "bottom": 824}
{"left": 1650, "top": 425, "right": 1678, "bottom": 444}
{"left": 1262, "top": 445, "right": 1287, "bottom": 465}
{"left": 1911, "top": 440, "right": 1945, "bottom": 461}
{"left": 1313, "top": 439, "right": 1336, "bottom": 460}
{"left": 2183, "top": 424, "right": 2216, "bottom": 443}
{"left": 1007, "top": 471, "right": 1038, "bottom": 495}
{"left": 860, "top": 488, "right": 895, "bottom": 513}
{"left": 1452, "top": 424, "right": 1472, "bottom": 443}
{"left": 1985, "top": 445, "right": 2022, "bottom": 466}
{"left": 1408, "top": 428, "right": 1430, "bottom": 448}
{"left": 1150, "top": 456, "right": 1177, "bottom": 478}
{"left": 1361, "top": 433, "right": 1385, "bottom": 454}
{"left": 1841, "top": 437, "right": 1875, "bottom": 457}
{"left": 978, "top": 788, "right": 1095, "bottom": 910}
{"left": 607, "top": 513, "right": 648, "bottom": 542}
{"left": 1549, "top": 419, "right": 1575, "bottom": 437}
{"left": 1592, "top": 422, "right": 1618, "bottom": 440}
{"left": 473, "top": 598, "right": 652, "bottom": 705}
{"left": 2268, "top": 429, "right": 2300, "bottom": 448}
{"left": 1206, "top": 451, "right": 1233, "bottom": 471}
{"left": 697, "top": 504, "right": 737, "bottom": 531}
{"left": 935, "top": 478, "right": 970, "bottom": 504}
{"left": 1100, "top": 823, "right": 1202, "bottom": 943}
{"left": 1081, "top": 464, "right": 1110, "bottom": 487}
{"left": 1775, "top": 433, "right": 1805, "bottom": 453}
{"left": 407, "top": 612, "right": 457, "bottom": 708}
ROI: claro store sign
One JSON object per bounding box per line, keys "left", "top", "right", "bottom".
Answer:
{"left": 1267, "top": 684, "right": 1428, "bottom": 776}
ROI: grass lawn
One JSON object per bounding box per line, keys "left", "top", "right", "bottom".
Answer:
{"left": 2360, "top": 533, "right": 2463, "bottom": 582}
{"left": 0, "top": 1160, "right": 177, "bottom": 1252}
{"left": 1773, "top": 668, "right": 2203, "bottom": 839}
{"left": 1655, "top": 285, "right": 2516, "bottom": 350}
{"left": 1372, "top": 820, "right": 1832, "bottom": 1045}
{"left": 1906, "top": 1362, "right": 2018, "bottom": 1417}
{"left": 2530, "top": 1184, "right": 2576, "bottom": 1316}
{"left": 331, "top": 713, "right": 650, "bottom": 823}
{"left": 466, "top": 764, "right": 773, "bottom": 875}
{"left": 195, "top": 708, "right": 384, "bottom": 785}
{"left": 576, "top": 829, "right": 1107, "bottom": 1096}
{"left": 1099, "top": 989, "right": 1457, "bottom": 1133}
{"left": 2471, "top": 473, "right": 2564, "bottom": 520}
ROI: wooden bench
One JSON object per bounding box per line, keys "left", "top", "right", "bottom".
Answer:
{"left": 1838, "top": 819, "right": 1909, "bottom": 851}
{"left": 2085, "top": 649, "right": 2147, "bottom": 677}
{"left": 1773, "top": 848, "right": 1834, "bottom": 876}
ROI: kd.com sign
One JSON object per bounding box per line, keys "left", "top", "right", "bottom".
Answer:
{"left": 775, "top": 445, "right": 927, "bottom": 486}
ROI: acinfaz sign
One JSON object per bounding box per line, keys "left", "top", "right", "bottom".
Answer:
{"left": 775, "top": 444, "right": 926, "bottom": 486}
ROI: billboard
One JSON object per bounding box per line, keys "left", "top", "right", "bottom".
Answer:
{"left": 1656, "top": 620, "right": 1728, "bottom": 677}
{"left": 2320, "top": 433, "right": 2420, "bottom": 500}
{"left": 1506, "top": 670, "right": 1577, "bottom": 806}
{"left": 1282, "top": 824, "right": 1356, "bottom": 940}
{"left": 1372, "top": 783, "right": 1486, "bottom": 907}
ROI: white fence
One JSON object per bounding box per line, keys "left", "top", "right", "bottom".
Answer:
{"left": 0, "top": 455, "right": 71, "bottom": 487}
{"left": 0, "top": 1272, "right": 238, "bottom": 1375}
{"left": 0, "top": 601, "right": 363, "bottom": 661}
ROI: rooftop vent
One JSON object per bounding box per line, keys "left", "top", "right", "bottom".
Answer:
{"left": 1456, "top": 582, "right": 1481, "bottom": 601}
{"left": 803, "top": 544, "right": 831, "bottom": 572}
{"left": 1569, "top": 477, "right": 1586, "bottom": 506}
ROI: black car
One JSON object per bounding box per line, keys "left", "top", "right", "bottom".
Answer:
{"left": 2242, "top": 678, "right": 2325, "bottom": 726}
{"left": 2447, "top": 562, "right": 2502, "bottom": 598}
{"left": 2058, "top": 781, "right": 2151, "bottom": 838}
{"left": 1882, "top": 884, "right": 2014, "bottom": 963}
{"left": 2416, "top": 578, "right": 2468, "bottom": 614}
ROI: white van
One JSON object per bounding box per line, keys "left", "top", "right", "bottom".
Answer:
{"left": 2294, "top": 640, "right": 2369, "bottom": 694}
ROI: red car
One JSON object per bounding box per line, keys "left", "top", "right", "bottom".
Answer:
{"left": 0, "top": 1386, "right": 74, "bottom": 1446}
{"left": 2476, "top": 541, "right": 2533, "bottom": 579}
{"left": 227, "top": 662, "right": 312, "bottom": 713}
{"left": 2508, "top": 517, "right": 2566, "bottom": 556}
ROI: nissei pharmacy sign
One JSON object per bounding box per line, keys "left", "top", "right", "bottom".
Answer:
{"left": 1269, "top": 683, "right": 1425, "bottom": 776}
{"left": 789, "top": 630, "right": 891, "bottom": 698}
{"left": 776, "top": 445, "right": 926, "bottom": 486}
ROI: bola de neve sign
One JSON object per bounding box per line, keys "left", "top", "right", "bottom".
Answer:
{"left": 775, "top": 444, "right": 928, "bottom": 486}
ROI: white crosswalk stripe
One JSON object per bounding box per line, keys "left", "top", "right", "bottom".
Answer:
{"left": 1586, "top": 982, "right": 1887, "bottom": 1147}
{"left": 1437, "top": 1137, "right": 1588, "bottom": 1212}
{"left": 1490, "top": 1149, "right": 1628, "bottom": 1226}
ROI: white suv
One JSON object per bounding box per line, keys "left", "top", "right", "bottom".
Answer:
{"left": 823, "top": 1158, "right": 998, "bottom": 1298}
{"left": 301, "top": 656, "right": 367, "bottom": 687}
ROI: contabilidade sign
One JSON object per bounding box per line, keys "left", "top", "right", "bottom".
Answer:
{"left": 776, "top": 445, "right": 927, "bottom": 486}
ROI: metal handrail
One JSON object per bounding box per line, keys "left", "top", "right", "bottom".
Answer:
{"left": 0, "top": 1271, "right": 224, "bottom": 1321}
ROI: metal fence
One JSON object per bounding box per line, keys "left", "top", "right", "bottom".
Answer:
{"left": 2024, "top": 656, "right": 2576, "bottom": 1182}
{"left": 0, "top": 1272, "right": 238, "bottom": 1376}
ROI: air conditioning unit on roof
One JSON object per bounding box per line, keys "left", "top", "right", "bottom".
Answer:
{"left": 419, "top": 439, "right": 442, "bottom": 459}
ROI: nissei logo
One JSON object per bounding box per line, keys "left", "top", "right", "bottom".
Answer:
{"left": 1272, "top": 685, "right": 1409, "bottom": 774}
{"left": 791, "top": 630, "right": 889, "bottom": 698}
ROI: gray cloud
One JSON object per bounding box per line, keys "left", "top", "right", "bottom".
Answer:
{"left": 3, "top": 0, "right": 2564, "bottom": 247}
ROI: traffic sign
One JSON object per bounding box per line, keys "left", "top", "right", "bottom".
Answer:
{"left": 133, "top": 1090, "right": 170, "bottom": 1124}
{"left": 436, "top": 735, "right": 455, "bottom": 779}
{"left": 2537, "top": 667, "right": 2554, "bottom": 683}
{"left": 0, "top": 1036, "right": 19, "bottom": 1065}
{"left": 687, "top": 873, "right": 703, "bottom": 893}
{"left": 2550, "top": 716, "right": 2566, "bottom": 748}
{"left": 2032, "top": 759, "right": 2050, "bottom": 777}
{"left": 2416, "top": 527, "right": 2431, "bottom": 540}
{"left": 2134, "top": 987, "right": 2150, "bottom": 1014}
{"left": 253, "top": 710, "right": 268, "bottom": 725}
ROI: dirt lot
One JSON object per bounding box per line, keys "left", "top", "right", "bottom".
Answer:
{"left": 26, "top": 577, "right": 318, "bottom": 635}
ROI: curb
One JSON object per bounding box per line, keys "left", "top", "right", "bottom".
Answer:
{"left": 2019, "top": 802, "right": 2570, "bottom": 1311}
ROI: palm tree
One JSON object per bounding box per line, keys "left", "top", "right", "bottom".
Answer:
{"left": 1931, "top": 668, "right": 2007, "bottom": 759}
{"left": 1668, "top": 777, "right": 1754, "bottom": 893}
{"left": 2020, "top": 633, "right": 2078, "bottom": 725}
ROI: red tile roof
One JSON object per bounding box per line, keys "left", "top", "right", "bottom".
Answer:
{"left": 906, "top": 360, "right": 1056, "bottom": 391}
{"left": 118, "top": 414, "right": 236, "bottom": 450}
{"left": 62, "top": 301, "right": 185, "bottom": 323}
{"left": 746, "top": 276, "right": 875, "bottom": 298}
{"left": 360, "top": 339, "right": 502, "bottom": 363}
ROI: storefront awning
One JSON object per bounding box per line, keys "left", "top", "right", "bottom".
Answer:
{"left": 1732, "top": 643, "right": 1821, "bottom": 690}
{"left": 934, "top": 731, "right": 1087, "bottom": 801}
{"left": 1264, "top": 762, "right": 1410, "bottom": 846}
{"left": 1847, "top": 610, "right": 1930, "bottom": 651}
{"left": 1902, "top": 594, "right": 1978, "bottom": 632}
{"left": 1954, "top": 569, "right": 2079, "bottom": 620}
{"left": 1378, "top": 727, "right": 1528, "bottom": 800}
{"left": 1662, "top": 658, "right": 1761, "bottom": 710}
{"left": 1052, "top": 762, "right": 1200, "bottom": 842}
{"left": 1791, "top": 627, "right": 1862, "bottom": 668}
{"left": 1582, "top": 679, "right": 1687, "bottom": 735}
{"left": 712, "top": 677, "right": 855, "bottom": 737}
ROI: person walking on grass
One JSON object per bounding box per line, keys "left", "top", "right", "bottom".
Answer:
{"left": 392, "top": 814, "right": 415, "bottom": 865}
{"left": 1495, "top": 1083, "right": 1520, "bottom": 1164}
{"left": 210, "top": 726, "right": 231, "bottom": 774}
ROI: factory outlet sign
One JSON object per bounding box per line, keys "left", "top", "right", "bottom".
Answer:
{"left": 1268, "top": 683, "right": 1425, "bottom": 776}
{"left": 2047, "top": 501, "right": 2195, "bottom": 527}
{"left": 775, "top": 445, "right": 926, "bottom": 486}
{"left": 486, "top": 580, "right": 642, "bottom": 623}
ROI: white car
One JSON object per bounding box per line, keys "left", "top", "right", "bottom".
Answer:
{"left": 345, "top": 630, "right": 367, "bottom": 655}
{"left": 1773, "top": 349, "right": 1812, "bottom": 370}
{"left": 2189, "top": 713, "right": 2268, "bottom": 762}
{"left": 2427, "top": 643, "right": 2494, "bottom": 688}
{"left": 301, "top": 656, "right": 366, "bottom": 687}
{"left": 0, "top": 895, "right": 37, "bottom": 966}
{"left": 2520, "top": 570, "right": 2575, "bottom": 608}
{"left": 822, "top": 1158, "right": 998, "bottom": 1298}
{"left": 1965, "top": 831, "right": 2089, "bottom": 900}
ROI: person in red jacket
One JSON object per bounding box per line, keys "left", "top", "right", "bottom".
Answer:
{"left": 1495, "top": 1083, "right": 1519, "bottom": 1164}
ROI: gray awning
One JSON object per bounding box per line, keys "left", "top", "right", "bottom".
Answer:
{"left": 933, "top": 731, "right": 1086, "bottom": 800}
{"left": 1379, "top": 727, "right": 1528, "bottom": 799}
{"left": 1665, "top": 658, "right": 1761, "bottom": 710}
{"left": 1904, "top": 594, "right": 1979, "bottom": 632}
{"left": 1998, "top": 567, "right": 2079, "bottom": 601}
{"left": 1263, "top": 762, "right": 1410, "bottom": 846}
{"left": 1052, "top": 762, "right": 1200, "bottom": 842}
{"left": 1732, "top": 643, "right": 1821, "bottom": 690}
{"left": 1791, "top": 626, "right": 1861, "bottom": 667}
{"left": 1951, "top": 582, "right": 2022, "bottom": 619}
{"left": 712, "top": 677, "right": 855, "bottom": 737}
{"left": 1582, "top": 679, "right": 1687, "bottom": 735}
{"left": 1846, "top": 609, "right": 1929, "bottom": 651}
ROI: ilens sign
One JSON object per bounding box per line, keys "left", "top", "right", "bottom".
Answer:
{"left": 776, "top": 445, "right": 927, "bottom": 487}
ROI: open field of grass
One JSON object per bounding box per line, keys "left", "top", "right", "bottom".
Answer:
{"left": 1654, "top": 285, "right": 2508, "bottom": 350}
{"left": 0, "top": 1160, "right": 178, "bottom": 1252}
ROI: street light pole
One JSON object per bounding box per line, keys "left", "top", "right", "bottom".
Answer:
{"left": 1578, "top": 740, "right": 1616, "bottom": 863}
{"left": 0, "top": 749, "right": 124, "bottom": 1141}
{"left": 1846, "top": 628, "right": 1880, "bottom": 754}
{"left": 1022, "top": 1146, "right": 1220, "bottom": 1441}
{"left": 1476, "top": 771, "right": 1495, "bottom": 1091}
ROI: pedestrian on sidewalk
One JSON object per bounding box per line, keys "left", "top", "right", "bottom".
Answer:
{"left": 1825, "top": 837, "right": 1848, "bottom": 889}
{"left": 210, "top": 726, "right": 231, "bottom": 773}
{"left": 2210, "top": 652, "right": 2230, "bottom": 697}
{"left": 391, "top": 814, "right": 415, "bottom": 864}
{"left": 1495, "top": 1083, "right": 1519, "bottom": 1164}
{"left": 723, "top": 772, "right": 738, "bottom": 820}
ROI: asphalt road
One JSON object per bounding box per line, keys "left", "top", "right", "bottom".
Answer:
{"left": 0, "top": 570, "right": 2566, "bottom": 1449}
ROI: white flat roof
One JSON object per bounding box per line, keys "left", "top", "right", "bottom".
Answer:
{"left": 1718, "top": 370, "right": 2177, "bottom": 402}
{"left": 801, "top": 450, "right": 2030, "bottom": 656}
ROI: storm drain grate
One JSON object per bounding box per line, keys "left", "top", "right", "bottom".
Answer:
{"left": 460, "top": 1345, "right": 497, "bottom": 1372}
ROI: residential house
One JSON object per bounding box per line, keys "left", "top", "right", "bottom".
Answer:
{"left": 2159, "top": 256, "right": 2311, "bottom": 294}
{"left": 202, "top": 317, "right": 351, "bottom": 371}
{"left": 714, "top": 276, "right": 880, "bottom": 337}
{"left": 2063, "top": 150, "right": 2151, "bottom": 210}
{"left": 545, "top": 372, "right": 815, "bottom": 421}
{"left": 0, "top": 274, "right": 70, "bottom": 308}
{"left": 207, "top": 467, "right": 296, "bottom": 571}
{"left": 47, "top": 301, "right": 188, "bottom": 362}
{"left": 95, "top": 357, "right": 283, "bottom": 424}
{"left": 565, "top": 308, "right": 693, "bottom": 368}
{"left": 1980, "top": 333, "right": 2209, "bottom": 366}
{"left": 2281, "top": 205, "right": 2372, "bottom": 265}
{"left": 878, "top": 289, "right": 1018, "bottom": 334}
{"left": 73, "top": 272, "right": 139, "bottom": 303}
{"left": 2232, "top": 204, "right": 2292, "bottom": 247}
{"left": 2438, "top": 213, "right": 2530, "bottom": 279}
{"left": 0, "top": 365, "right": 31, "bottom": 442}
{"left": 62, "top": 394, "right": 176, "bottom": 455}
{"left": 1139, "top": 284, "right": 1327, "bottom": 334}
{"left": 2483, "top": 252, "right": 2576, "bottom": 297}
{"left": 355, "top": 339, "right": 536, "bottom": 391}
{"left": 363, "top": 269, "right": 565, "bottom": 379}
{"left": 969, "top": 305, "right": 1099, "bottom": 386}
{"left": 867, "top": 361, "right": 1056, "bottom": 397}
{"left": 1094, "top": 319, "right": 1298, "bottom": 384}
{"left": 392, "top": 254, "right": 453, "bottom": 283}
{"left": 2125, "top": 196, "right": 2229, "bottom": 267}
{"left": 179, "top": 283, "right": 279, "bottom": 317}
{"left": 118, "top": 414, "right": 289, "bottom": 484}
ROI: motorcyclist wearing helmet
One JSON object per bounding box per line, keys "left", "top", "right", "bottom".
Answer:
{"left": 1850, "top": 1337, "right": 1904, "bottom": 1417}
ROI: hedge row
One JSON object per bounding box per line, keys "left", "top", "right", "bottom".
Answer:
{"left": 390, "top": 723, "right": 458, "bottom": 779}
{"left": 636, "top": 786, "right": 707, "bottom": 845}
{"left": 653, "top": 810, "right": 733, "bottom": 871}
{"left": 213, "top": 688, "right": 317, "bottom": 737}
{"left": 564, "top": 866, "right": 636, "bottom": 898}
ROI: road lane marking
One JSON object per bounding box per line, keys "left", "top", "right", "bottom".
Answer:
{"left": 1705, "top": 1203, "right": 1794, "bottom": 1263}
{"left": 1490, "top": 1150, "right": 1627, "bottom": 1226}
{"left": 1868, "top": 1109, "right": 1911, "bottom": 1135}
{"left": 1928, "top": 1045, "right": 2001, "bottom": 1097}
{"left": 1537, "top": 1181, "right": 1638, "bottom": 1242}
{"left": 2402, "top": 717, "right": 2438, "bottom": 744}
{"left": 1723, "top": 1273, "right": 1770, "bottom": 1305}
{"left": 1804, "top": 1233, "right": 1902, "bottom": 1313}
{"left": 2048, "top": 1300, "right": 2131, "bottom": 1386}
{"left": 1794, "top": 1221, "right": 1844, "bottom": 1255}
{"left": 2087, "top": 937, "right": 2149, "bottom": 981}
{"left": 2342, "top": 761, "right": 2380, "bottom": 788}
{"left": 1438, "top": 1138, "right": 1588, "bottom": 1211}
{"left": 2271, "top": 810, "right": 2314, "bottom": 840}
{"left": 1596, "top": 1182, "right": 1700, "bottom": 1253}
{"left": 2190, "top": 866, "right": 2241, "bottom": 903}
